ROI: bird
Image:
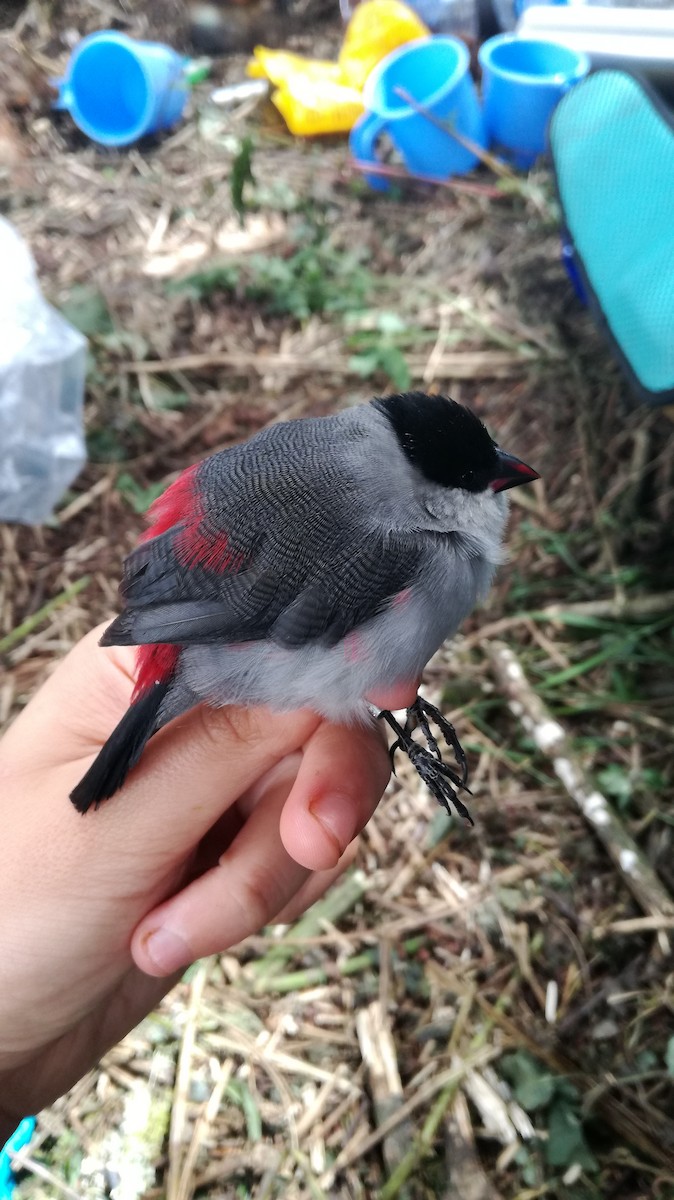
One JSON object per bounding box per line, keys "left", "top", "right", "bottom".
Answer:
{"left": 70, "top": 391, "right": 538, "bottom": 817}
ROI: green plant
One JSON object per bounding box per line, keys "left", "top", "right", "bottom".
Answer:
{"left": 230, "top": 135, "right": 256, "bottom": 223}
{"left": 116, "top": 472, "right": 166, "bottom": 514}
{"left": 348, "top": 311, "right": 411, "bottom": 390}
{"left": 500, "top": 1050, "right": 598, "bottom": 1174}
{"left": 173, "top": 224, "right": 374, "bottom": 321}
{"left": 59, "top": 284, "right": 113, "bottom": 337}
{"left": 666, "top": 1036, "right": 674, "bottom": 1077}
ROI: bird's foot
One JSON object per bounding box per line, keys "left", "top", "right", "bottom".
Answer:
{"left": 379, "top": 698, "right": 473, "bottom": 824}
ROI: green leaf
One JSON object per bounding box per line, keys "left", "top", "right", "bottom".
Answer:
{"left": 59, "top": 284, "right": 113, "bottom": 336}
{"left": 597, "top": 764, "right": 632, "bottom": 809}
{"left": 146, "top": 384, "right": 190, "bottom": 411}
{"left": 87, "top": 426, "right": 128, "bottom": 463}
{"left": 170, "top": 264, "right": 240, "bottom": 299}
{"left": 546, "top": 1098, "right": 598, "bottom": 1171}
{"left": 376, "top": 311, "right": 406, "bottom": 334}
{"left": 99, "top": 328, "right": 149, "bottom": 360}
{"left": 349, "top": 350, "right": 382, "bottom": 378}
{"left": 116, "top": 473, "right": 166, "bottom": 514}
{"left": 500, "top": 1051, "right": 556, "bottom": 1112}
{"left": 378, "top": 344, "right": 411, "bottom": 390}
{"left": 666, "top": 1036, "right": 674, "bottom": 1077}
{"left": 231, "top": 135, "right": 255, "bottom": 224}
{"left": 226, "top": 1079, "right": 262, "bottom": 1141}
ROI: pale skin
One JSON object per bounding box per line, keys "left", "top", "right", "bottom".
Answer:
{"left": 0, "top": 626, "right": 396, "bottom": 1141}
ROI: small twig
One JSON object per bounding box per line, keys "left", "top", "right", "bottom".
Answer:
{"left": 462, "top": 1068, "right": 528, "bottom": 1147}
{"left": 295, "top": 1071, "right": 352, "bottom": 1141}
{"left": 0, "top": 576, "right": 91, "bottom": 655}
{"left": 443, "top": 1090, "right": 507, "bottom": 1200}
{"left": 320, "top": 1047, "right": 497, "bottom": 1186}
{"left": 487, "top": 643, "right": 674, "bottom": 935}
{"left": 5, "top": 1153, "right": 82, "bottom": 1200}
{"left": 167, "top": 959, "right": 212, "bottom": 1200}
{"left": 202, "top": 1030, "right": 360, "bottom": 1092}
{"left": 393, "top": 87, "right": 515, "bottom": 180}
{"left": 175, "top": 1056, "right": 234, "bottom": 1200}
{"left": 348, "top": 157, "right": 504, "bottom": 198}
{"left": 593, "top": 915, "right": 674, "bottom": 938}
{"left": 462, "top": 591, "right": 674, "bottom": 652}
{"left": 289, "top": 1148, "right": 329, "bottom": 1200}
{"left": 248, "top": 869, "right": 369, "bottom": 983}
{"left": 356, "top": 1001, "right": 411, "bottom": 1176}
{"left": 379, "top": 1075, "right": 460, "bottom": 1199}
{"left": 190, "top": 1145, "right": 281, "bottom": 1191}
{"left": 251, "top": 949, "right": 379, "bottom": 995}
{"left": 55, "top": 475, "right": 114, "bottom": 524}
{"left": 244, "top": 854, "right": 554, "bottom": 953}
{"left": 125, "top": 349, "right": 531, "bottom": 381}
{"left": 541, "top": 591, "right": 674, "bottom": 622}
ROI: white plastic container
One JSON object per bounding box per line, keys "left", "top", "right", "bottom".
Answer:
{"left": 0, "top": 218, "right": 87, "bottom": 525}
{"left": 517, "top": 5, "right": 674, "bottom": 88}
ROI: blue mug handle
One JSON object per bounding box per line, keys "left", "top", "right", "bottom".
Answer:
{"left": 349, "top": 110, "right": 391, "bottom": 193}
{"left": 50, "top": 76, "right": 72, "bottom": 111}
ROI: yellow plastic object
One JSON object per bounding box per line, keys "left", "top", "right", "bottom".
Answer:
{"left": 247, "top": 0, "right": 429, "bottom": 136}
{"left": 248, "top": 47, "right": 363, "bottom": 134}
{"left": 248, "top": 50, "right": 344, "bottom": 86}
{"left": 339, "top": 0, "right": 429, "bottom": 90}
{"left": 273, "top": 78, "right": 364, "bottom": 136}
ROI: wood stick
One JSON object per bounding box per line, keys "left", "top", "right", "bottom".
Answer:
{"left": 487, "top": 642, "right": 674, "bottom": 930}
{"left": 125, "top": 349, "right": 533, "bottom": 380}
{"left": 356, "top": 1001, "right": 412, "bottom": 1176}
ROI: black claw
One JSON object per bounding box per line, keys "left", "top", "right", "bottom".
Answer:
{"left": 378, "top": 700, "right": 473, "bottom": 824}
{"left": 410, "top": 697, "right": 469, "bottom": 787}
{"left": 388, "top": 737, "right": 403, "bottom": 775}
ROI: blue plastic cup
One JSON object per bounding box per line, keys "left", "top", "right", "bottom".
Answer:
{"left": 478, "top": 35, "right": 590, "bottom": 169}
{"left": 349, "top": 37, "right": 486, "bottom": 192}
{"left": 53, "top": 31, "right": 190, "bottom": 147}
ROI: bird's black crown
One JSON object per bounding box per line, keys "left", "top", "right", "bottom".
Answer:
{"left": 372, "top": 392, "right": 499, "bottom": 492}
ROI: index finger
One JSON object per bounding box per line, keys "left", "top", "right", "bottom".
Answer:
{"left": 2, "top": 626, "right": 321, "bottom": 867}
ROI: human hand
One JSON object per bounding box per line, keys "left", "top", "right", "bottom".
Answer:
{"left": 0, "top": 627, "right": 389, "bottom": 1134}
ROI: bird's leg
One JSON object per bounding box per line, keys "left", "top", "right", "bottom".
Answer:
{"left": 409, "top": 696, "right": 469, "bottom": 788}
{"left": 378, "top": 703, "right": 473, "bottom": 825}
{"left": 379, "top": 709, "right": 411, "bottom": 776}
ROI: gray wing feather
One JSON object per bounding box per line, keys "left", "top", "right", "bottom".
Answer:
{"left": 104, "top": 414, "right": 424, "bottom": 650}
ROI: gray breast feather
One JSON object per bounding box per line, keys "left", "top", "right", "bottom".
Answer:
{"left": 178, "top": 539, "right": 490, "bottom": 721}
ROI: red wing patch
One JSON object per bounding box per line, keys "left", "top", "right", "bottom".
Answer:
{"left": 139, "top": 464, "right": 199, "bottom": 544}
{"left": 176, "top": 524, "right": 245, "bottom": 574}
{"left": 132, "top": 643, "right": 180, "bottom": 701}
{"left": 139, "top": 461, "right": 244, "bottom": 574}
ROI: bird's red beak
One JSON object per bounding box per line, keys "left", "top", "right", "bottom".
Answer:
{"left": 490, "top": 449, "right": 539, "bottom": 493}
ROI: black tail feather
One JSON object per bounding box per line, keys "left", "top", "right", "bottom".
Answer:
{"left": 99, "top": 611, "right": 135, "bottom": 646}
{"left": 69, "top": 681, "right": 169, "bottom": 813}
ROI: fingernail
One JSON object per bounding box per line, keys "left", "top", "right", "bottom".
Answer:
{"left": 142, "top": 926, "right": 191, "bottom": 975}
{"left": 309, "top": 793, "right": 357, "bottom": 855}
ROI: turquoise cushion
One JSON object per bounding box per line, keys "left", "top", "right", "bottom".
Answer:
{"left": 550, "top": 71, "right": 674, "bottom": 404}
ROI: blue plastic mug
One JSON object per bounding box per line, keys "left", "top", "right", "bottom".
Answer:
{"left": 54, "top": 31, "right": 190, "bottom": 147}
{"left": 478, "top": 35, "right": 590, "bottom": 169}
{"left": 349, "top": 37, "right": 486, "bottom": 192}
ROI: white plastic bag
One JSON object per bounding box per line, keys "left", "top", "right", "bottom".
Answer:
{"left": 0, "top": 217, "right": 87, "bottom": 524}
